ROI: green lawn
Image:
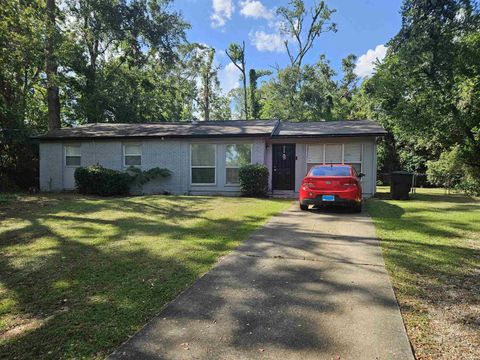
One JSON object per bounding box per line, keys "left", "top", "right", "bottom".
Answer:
{"left": 0, "top": 194, "right": 290, "bottom": 359}
{"left": 367, "top": 187, "right": 480, "bottom": 359}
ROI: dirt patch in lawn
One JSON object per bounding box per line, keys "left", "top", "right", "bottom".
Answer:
{"left": 406, "top": 274, "right": 480, "bottom": 360}
{"left": 367, "top": 188, "right": 480, "bottom": 360}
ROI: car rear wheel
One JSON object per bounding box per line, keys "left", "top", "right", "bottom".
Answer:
{"left": 300, "top": 203, "right": 309, "bottom": 211}
{"left": 353, "top": 202, "right": 362, "bottom": 213}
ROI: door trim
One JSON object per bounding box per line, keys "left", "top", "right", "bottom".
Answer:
{"left": 272, "top": 143, "right": 296, "bottom": 191}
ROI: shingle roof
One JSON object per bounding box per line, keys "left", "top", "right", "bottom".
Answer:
{"left": 274, "top": 120, "right": 387, "bottom": 137}
{"left": 36, "top": 119, "right": 387, "bottom": 140}
{"left": 36, "top": 120, "right": 279, "bottom": 140}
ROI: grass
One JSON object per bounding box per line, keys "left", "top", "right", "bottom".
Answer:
{"left": 367, "top": 187, "right": 480, "bottom": 359}
{"left": 0, "top": 194, "right": 291, "bottom": 359}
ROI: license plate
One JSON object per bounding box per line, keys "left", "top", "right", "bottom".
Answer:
{"left": 322, "top": 195, "right": 335, "bottom": 201}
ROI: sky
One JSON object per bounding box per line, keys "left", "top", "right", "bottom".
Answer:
{"left": 172, "top": 0, "right": 404, "bottom": 94}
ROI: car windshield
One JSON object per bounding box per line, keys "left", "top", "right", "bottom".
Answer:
{"left": 309, "top": 166, "right": 351, "bottom": 177}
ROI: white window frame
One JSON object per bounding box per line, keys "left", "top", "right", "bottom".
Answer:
{"left": 123, "top": 143, "right": 142, "bottom": 167}
{"left": 306, "top": 143, "right": 364, "bottom": 174}
{"left": 64, "top": 144, "right": 82, "bottom": 167}
{"left": 190, "top": 143, "right": 217, "bottom": 185}
{"left": 225, "top": 144, "right": 253, "bottom": 185}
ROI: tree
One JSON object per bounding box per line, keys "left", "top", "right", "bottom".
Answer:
{"left": 226, "top": 42, "right": 248, "bottom": 119}
{"left": 249, "top": 69, "right": 271, "bottom": 119}
{"left": 339, "top": 54, "right": 358, "bottom": 101}
{"left": 366, "top": 0, "right": 480, "bottom": 181}
{"left": 264, "top": 0, "right": 337, "bottom": 117}
{"left": 426, "top": 145, "right": 464, "bottom": 191}
{"left": 63, "top": 0, "right": 189, "bottom": 123}
{"left": 46, "top": 0, "right": 61, "bottom": 130}
{"left": 199, "top": 48, "right": 216, "bottom": 121}
{"left": 332, "top": 54, "right": 359, "bottom": 120}
{"left": 277, "top": 0, "right": 337, "bottom": 86}
{"left": 260, "top": 54, "right": 357, "bottom": 122}
{"left": 0, "top": 0, "right": 46, "bottom": 190}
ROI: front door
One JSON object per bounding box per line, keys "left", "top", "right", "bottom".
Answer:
{"left": 272, "top": 144, "right": 296, "bottom": 190}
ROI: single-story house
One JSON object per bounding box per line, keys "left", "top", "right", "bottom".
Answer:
{"left": 37, "top": 119, "right": 387, "bottom": 197}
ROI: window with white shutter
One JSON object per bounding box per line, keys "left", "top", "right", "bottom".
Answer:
{"left": 344, "top": 143, "right": 362, "bottom": 174}
{"left": 306, "top": 143, "right": 364, "bottom": 175}
{"left": 306, "top": 145, "right": 324, "bottom": 171}
{"left": 325, "top": 144, "right": 342, "bottom": 164}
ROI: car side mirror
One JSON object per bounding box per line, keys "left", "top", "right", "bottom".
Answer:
{"left": 358, "top": 172, "right": 365, "bottom": 178}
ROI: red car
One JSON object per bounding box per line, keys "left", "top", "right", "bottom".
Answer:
{"left": 299, "top": 164, "right": 363, "bottom": 212}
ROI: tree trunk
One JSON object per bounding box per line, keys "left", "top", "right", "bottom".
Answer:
{"left": 242, "top": 67, "right": 248, "bottom": 120}
{"left": 241, "top": 42, "right": 248, "bottom": 120}
{"left": 204, "top": 74, "right": 210, "bottom": 121}
{"left": 46, "top": 0, "right": 61, "bottom": 130}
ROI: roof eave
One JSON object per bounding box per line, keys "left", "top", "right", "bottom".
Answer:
{"left": 35, "top": 133, "right": 273, "bottom": 141}
{"left": 271, "top": 132, "right": 387, "bottom": 139}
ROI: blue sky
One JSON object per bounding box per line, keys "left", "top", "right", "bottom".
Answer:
{"left": 173, "top": 0, "right": 404, "bottom": 93}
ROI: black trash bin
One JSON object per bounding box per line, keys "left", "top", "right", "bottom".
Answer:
{"left": 390, "top": 171, "right": 414, "bottom": 200}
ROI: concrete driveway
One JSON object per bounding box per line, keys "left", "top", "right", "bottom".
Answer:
{"left": 109, "top": 205, "right": 414, "bottom": 360}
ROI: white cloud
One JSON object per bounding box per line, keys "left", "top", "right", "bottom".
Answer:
{"left": 211, "top": 0, "right": 235, "bottom": 28}
{"left": 249, "top": 30, "right": 285, "bottom": 52}
{"left": 239, "top": 0, "right": 274, "bottom": 20}
{"left": 218, "top": 62, "right": 241, "bottom": 94}
{"left": 354, "top": 44, "right": 388, "bottom": 78}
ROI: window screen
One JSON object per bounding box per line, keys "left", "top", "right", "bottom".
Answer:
{"left": 124, "top": 144, "right": 142, "bottom": 166}
{"left": 65, "top": 145, "right": 81, "bottom": 166}
{"left": 225, "top": 144, "right": 252, "bottom": 184}
{"left": 191, "top": 144, "right": 216, "bottom": 184}
{"left": 325, "top": 144, "right": 342, "bottom": 164}
{"left": 344, "top": 143, "right": 362, "bottom": 174}
{"left": 307, "top": 145, "right": 324, "bottom": 163}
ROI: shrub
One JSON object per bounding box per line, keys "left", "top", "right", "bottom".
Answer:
{"left": 125, "top": 166, "right": 172, "bottom": 185}
{"left": 238, "top": 164, "right": 269, "bottom": 197}
{"left": 426, "top": 146, "right": 463, "bottom": 189}
{"left": 74, "top": 165, "right": 171, "bottom": 196}
{"left": 427, "top": 145, "right": 480, "bottom": 196}
{"left": 75, "top": 166, "right": 131, "bottom": 196}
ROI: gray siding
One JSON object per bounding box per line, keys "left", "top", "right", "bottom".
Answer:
{"left": 39, "top": 136, "right": 377, "bottom": 197}
{"left": 39, "top": 138, "right": 266, "bottom": 195}
{"left": 188, "top": 138, "right": 265, "bottom": 196}
{"left": 39, "top": 142, "right": 63, "bottom": 191}
{"left": 139, "top": 140, "right": 189, "bottom": 195}
{"left": 266, "top": 137, "right": 377, "bottom": 197}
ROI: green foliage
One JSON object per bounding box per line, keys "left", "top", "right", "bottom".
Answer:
{"left": 195, "top": 46, "right": 231, "bottom": 120}
{"left": 238, "top": 164, "right": 269, "bottom": 197}
{"left": 277, "top": 0, "right": 337, "bottom": 69}
{"left": 427, "top": 146, "right": 480, "bottom": 196}
{"left": 426, "top": 146, "right": 464, "bottom": 189}
{"left": 226, "top": 42, "right": 248, "bottom": 119}
{"left": 0, "top": 0, "right": 46, "bottom": 190}
{"left": 260, "top": 54, "right": 359, "bottom": 121}
{"left": 367, "top": 187, "right": 480, "bottom": 358}
{"left": 126, "top": 166, "right": 172, "bottom": 186}
{"left": 0, "top": 194, "right": 290, "bottom": 359}
{"left": 63, "top": 0, "right": 189, "bottom": 123}
{"left": 249, "top": 69, "right": 271, "bottom": 119}
{"left": 74, "top": 166, "right": 132, "bottom": 196}
{"left": 364, "top": 0, "right": 480, "bottom": 179}
{"left": 74, "top": 165, "right": 171, "bottom": 196}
